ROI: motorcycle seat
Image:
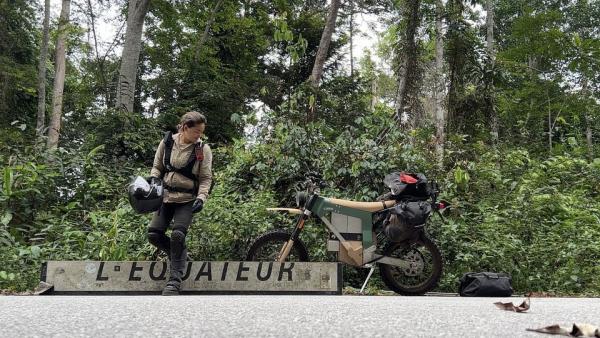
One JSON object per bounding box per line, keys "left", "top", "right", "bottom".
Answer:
{"left": 324, "top": 198, "right": 396, "bottom": 212}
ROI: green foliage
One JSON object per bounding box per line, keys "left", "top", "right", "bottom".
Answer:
{"left": 0, "top": 0, "right": 38, "bottom": 125}
{"left": 273, "top": 12, "right": 308, "bottom": 64}
{"left": 3, "top": 116, "right": 600, "bottom": 297}
{"left": 83, "top": 109, "right": 163, "bottom": 165}
{"left": 189, "top": 186, "right": 290, "bottom": 261}
{"left": 142, "top": 0, "right": 276, "bottom": 144}
{"left": 0, "top": 140, "right": 152, "bottom": 290}
{"left": 1, "top": 0, "right": 600, "bottom": 297}
{"left": 434, "top": 145, "right": 600, "bottom": 294}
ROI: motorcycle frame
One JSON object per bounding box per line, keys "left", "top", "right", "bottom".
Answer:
{"left": 277, "top": 194, "right": 414, "bottom": 270}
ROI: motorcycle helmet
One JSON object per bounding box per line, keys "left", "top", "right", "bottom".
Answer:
{"left": 128, "top": 176, "right": 163, "bottom": 214}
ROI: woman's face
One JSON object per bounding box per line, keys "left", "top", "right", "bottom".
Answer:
{"left": 183, "top": 123, "right": 205, "bottom": 143}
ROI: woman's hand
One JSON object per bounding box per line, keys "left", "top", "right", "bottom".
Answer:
{"left": 192, "top": 198, "right": 204, "bottom": 213}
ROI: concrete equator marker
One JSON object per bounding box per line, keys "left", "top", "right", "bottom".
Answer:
{"left": 40, "top": 261, "right": 342, "bottom": 295}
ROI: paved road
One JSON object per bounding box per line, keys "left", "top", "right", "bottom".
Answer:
{"left": 0, "top": 295, "right": 598, "bottom": 337}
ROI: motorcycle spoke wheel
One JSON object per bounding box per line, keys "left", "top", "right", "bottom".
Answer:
{"left": 246, "top": 231, "right": 309, "bottom": 262}
{"left": 379, "top": 237, "right": 442, "bottom": 296}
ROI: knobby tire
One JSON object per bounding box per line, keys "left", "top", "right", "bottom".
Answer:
{"left": 245, "top": 230, "right": 310, "bottom": 262}
{"left": 379, "top": 236, "right": 443, "bottom": 296}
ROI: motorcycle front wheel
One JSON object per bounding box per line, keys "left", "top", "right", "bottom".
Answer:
{"left": 245, "top": 230, "right": 310, "bottom": 262}
{"left": 379, "top": 236, "right": 443, "bottom": 295}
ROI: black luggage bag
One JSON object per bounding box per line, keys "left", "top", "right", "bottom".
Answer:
{"left": 459, "top": 272, "right": 513, "bottom": 297}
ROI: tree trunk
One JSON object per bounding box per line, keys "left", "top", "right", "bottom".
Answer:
{"left": 485, "top": 0, "right": 494, "bottom": 57}
{"left": 370, "top": 76, "right": 378, "bottom": 112}
{"left": 86, "top": 0, "right": 110, "bottom": 106}
{"left": 46, "top": 0, "right": 70, "bottom": 150}
{"left": 309, "top": 0, "right": 342, "bottom": 87}
{"left": 194, "top": 0, "right": 223, "bottom": 64}
{"left": 434, "top": 0, "right": 446, "bottom": 167}
{"left": 582, "top": 77, "right": 594, "bottom": 160}
{"left": 586, "top": 114, "right": 594, "bottom": 160}
{"left": 446, "top": 0, "right": 465, "bottom": 133}
{"left": 486, "top": 0, "right": 498, "bottom": 145}
{"left": 115, "top": 0, "right": 150, "bottom": 113}
{"left": 349, "top": 0, "right": 354, "bottom": 77}
{"left": 393, "top": 59, "right": 408, "bottom": 120}
{"left": 36, "top": 0, "right": 50, "bottom": 137}
{"left": 548, "top": 98, "right": 552, "bottom": 152}
{"left": 394, "top": 0, "right": 420, "bottom": 128}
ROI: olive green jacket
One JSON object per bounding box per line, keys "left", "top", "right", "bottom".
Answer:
{"left": 150, "top": 133, "right": 213, "bottom": 203}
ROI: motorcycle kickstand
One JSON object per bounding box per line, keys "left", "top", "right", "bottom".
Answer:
{"left": 360, "top": 264, "right": 376, "bottom": 295}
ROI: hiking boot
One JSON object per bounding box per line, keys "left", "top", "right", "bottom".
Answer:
{"left": 162, "top": 279, "right": 181, "bottom": 296}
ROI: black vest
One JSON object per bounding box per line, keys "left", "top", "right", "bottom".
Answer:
{"left": 161, "top": 131, "right": 204, "bottom": 194}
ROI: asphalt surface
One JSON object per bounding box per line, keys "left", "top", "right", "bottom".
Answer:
{"left": 0, "top": 295, "right": 598, "bottom": 337}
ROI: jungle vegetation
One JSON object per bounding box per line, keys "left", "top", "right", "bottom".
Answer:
{"left": 1, "top": 0, "right": 599, "bottom": 294}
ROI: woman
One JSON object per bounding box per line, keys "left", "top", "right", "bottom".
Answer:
{"left": 147, "top": 111, "right": 212, "bottom": 296}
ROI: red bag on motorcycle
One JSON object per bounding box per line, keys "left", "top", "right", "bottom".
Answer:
{"left": 383, "top": 171, "right": 431, "bottom": 200}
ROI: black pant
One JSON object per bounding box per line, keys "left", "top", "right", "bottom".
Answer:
{"left": 147, "top": 201, "right": 194, "bottom": 283}
{"left": 149, "top": 201, "right": 194, "bottom": 234}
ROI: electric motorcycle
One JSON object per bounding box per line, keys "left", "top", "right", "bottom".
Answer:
{"left": 245, "top": 172, "right": 447, "bottom": 295}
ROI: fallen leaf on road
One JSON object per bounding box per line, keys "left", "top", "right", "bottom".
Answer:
{"left": 526, "top": 323, "right": 600, "bottom": 337}
{"left": 494, "top": 297, "right": 530, "bottom": 312}
{"left": 571, "top": 324, "right": 600, "bottom": 337}
{"left": 527, "top": 325, "right": 571, "bottom": 336}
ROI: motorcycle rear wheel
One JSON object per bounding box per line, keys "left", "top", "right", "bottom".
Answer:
{"left": 245, "top": 230, "right": 310, "bottom": 262}
{"left": 379, "top": 236, "right": 443, "bottom": 295}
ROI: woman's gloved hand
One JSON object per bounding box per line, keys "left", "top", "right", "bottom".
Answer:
{"left": 191, "top": 198, "right": 204, "bottom": 213}
{"left": 148, "top": 176, "right": 161, "bottom": 185}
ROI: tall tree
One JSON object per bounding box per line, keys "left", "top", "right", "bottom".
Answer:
{"left": 47, "top": 0, "right": 71, "bottom": 150}
{"left": 445, "top": 0, "right": 478, "bottom": 135}
{"left": 581, "top": 78, "right": 594, "bottom": 160}
{"left": 193, "top": 0, "right": 224, "bottom": 65}
{"left": 485, "top": 0, "right": 498, "bottom": 145}
{"left": 140, "top": 0, "right": 277, "bottom": 143}
{"left": 564, "top": 0, "right": 600, "bottom": 160}
{"left": 393, "top": 0, "right": 421, "bottom": 128}
{"left": 85, "top": 0, "right": 111, "bottom": 106}
{"left": 358, "top": 50, "right": 379, "bottom": 111}
{"left": 309, "top": 0, "right": 342, "bottom": 87}
{"left": 349, "top": 0, "right": 355, "bottom": 77}
{"left": 434, "top": 0, "right": 446, "bottom": 165}
{"left": 36, "top": 0, "right": 50, "bottom": 137}
{"left": 115, "top": 0, "right": 150, "bottom": 113}
{"left": 0, "top": 0, "right": 37, "bottom": 130}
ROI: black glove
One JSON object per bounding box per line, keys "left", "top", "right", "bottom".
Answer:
{"left": 191, "top": 198, "right": 204, "bottom": 214}
{"left": 148, "top": 176, "right": 161, "bottom": 185}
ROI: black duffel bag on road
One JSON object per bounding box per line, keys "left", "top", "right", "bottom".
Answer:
{"left": 458, "top": 272, "right": 513, "bottom": 297}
